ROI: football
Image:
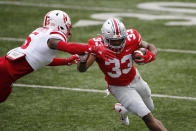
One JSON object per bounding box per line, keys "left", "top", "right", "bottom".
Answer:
{"left": 133, "top": 48, "right": 146, "bottom": 61}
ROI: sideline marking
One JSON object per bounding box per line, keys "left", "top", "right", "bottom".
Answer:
{"left": 14, "top": 83, "right": 196, "bottom": 101}
{"left": 0, "top": 37, "right": 196, "bottom": 54}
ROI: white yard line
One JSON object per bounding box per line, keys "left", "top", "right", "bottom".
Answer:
{"left": 14, "top": 83, "right": 196, "bottom": 101}
{"left": 0, "top": 37, "right": 196, "bottom": 54}
{"left": 0, "top": 1, "right": 132, "bottom": 12}
{"left": 0, "top": 37, "right": 25, "bottom": 42}
{"left": 14, "top": 83, "right": 106, "bottom": 93}
{"left": 157, "top": 48, "right": 196, "bottom": 54}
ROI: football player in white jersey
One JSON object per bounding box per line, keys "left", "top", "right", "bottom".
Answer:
{"left": 77, "top": 18, "right": 167, "bottom": 131}
{"left": 0, "top": 10, "right": 115, "bottom": 103}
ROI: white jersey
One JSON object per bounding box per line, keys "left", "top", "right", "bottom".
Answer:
{"left": 9, "top": 27, "right": 67, "bottom": 70}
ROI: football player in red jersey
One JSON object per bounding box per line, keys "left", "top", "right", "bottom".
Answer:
{"left": 77, "top": 18, "right": 167, "bottom": 131}
{"left": 0, "top": 10, "right": 115, "bottom": 103}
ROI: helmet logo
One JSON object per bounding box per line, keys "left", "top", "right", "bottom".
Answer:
{"left": 63, "top": 14, "right": 67, "bottom": 24}
{"left": 44, "top": 16, "right": 50, "bottom": 26}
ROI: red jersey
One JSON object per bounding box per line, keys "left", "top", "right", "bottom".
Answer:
{"left": 88, "top": 29, "right": 141, "bottom": 86}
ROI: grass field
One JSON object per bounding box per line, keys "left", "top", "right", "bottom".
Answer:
{"left": 0, "top": 0, "right": 196, "bottom": 131}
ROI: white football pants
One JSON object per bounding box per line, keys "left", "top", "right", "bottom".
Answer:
{"left": 109, "top": 69, "right": 154, "bottom": 118}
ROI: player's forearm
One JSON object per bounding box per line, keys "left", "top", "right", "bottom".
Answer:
{"left": 48, "top": 39, "right": 90, "bottom": 55}
{"left": 141, "top": 41, "right": 157, "bottom": 55}
{"left": 147, "top": 44, "right": 157, "bottom": 55}
{"left": 77, "top": 62, "right": 88, "bottom": 72}
{"left": 77, "top": 54, "right": 95, "bottom": 72}
{"left": 48, "top": 58, "right": 69, "bottom": 66}
{"left": 57, "top": 41, "right": 90, "bottom": 55}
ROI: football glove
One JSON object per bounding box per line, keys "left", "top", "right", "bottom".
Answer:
{"left": 66, "top": 54, "right": 80, "bottom": 65}
{"left": 134, "top": 48, "right": 155, "bottom": 64}
{"left": 89, "top": 45, "right": 116, "bottom": 62}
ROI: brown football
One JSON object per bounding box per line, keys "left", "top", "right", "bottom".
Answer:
{"left": 133, "top": 48, "right": 146, "bottom": 60}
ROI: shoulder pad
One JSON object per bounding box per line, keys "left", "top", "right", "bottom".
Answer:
{"left": 50, "top": 30, "right": 67, "bottom": 42}
{"left": 88, "top": 36, "right": 104, "bottom": 46}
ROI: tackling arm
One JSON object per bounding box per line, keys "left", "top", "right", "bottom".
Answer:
{"left": 47, "top": 38, "right": 116, "bottom": 61}
{"left": 47, "top": 38, "right": 90, "bottom": 55}
{"left": 48, "top": 55, "right": 79, "bottom": 66}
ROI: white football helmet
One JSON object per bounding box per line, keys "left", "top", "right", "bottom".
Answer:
{"left": 101, "top": 18, "right": 127, "bottom": 53}
{"left": 43, "top": 10, "right": 72, "bottom": 37}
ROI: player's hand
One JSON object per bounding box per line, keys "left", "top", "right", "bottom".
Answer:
{"left": 90, "top": 45, "right": 116, "bottom": 61}
{"left": 134, "top": 49, "right": 155, "bottom": 64}
{"left": 67, "top": 54, "right": 80, "bottom": 65}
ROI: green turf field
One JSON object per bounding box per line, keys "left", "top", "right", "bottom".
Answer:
{"left": 0, "top": 0, "right": 196, "bottom": 131}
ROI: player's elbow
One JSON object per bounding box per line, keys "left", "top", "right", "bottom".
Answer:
{"left": 47, "top": 38, "right": 60, "bottom": 49}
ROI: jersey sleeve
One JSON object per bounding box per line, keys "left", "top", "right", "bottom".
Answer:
{"left": 133, "top": 29, "right": 142, "bottom": 45}
{"left": 88, "top": 36, "right": 104, "bottom": 47}
{"left": 49, "top": 30, "right": 68, "bottom": 42}
{"left": 88, "top": 38, "right": 96, "bottom": 46}
{"left": 127, "top": 29, "right": 142, "bottom": 50}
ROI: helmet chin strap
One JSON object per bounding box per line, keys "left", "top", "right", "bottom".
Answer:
{"left": 67, "top": 33, "right": 72, "bottom": 42}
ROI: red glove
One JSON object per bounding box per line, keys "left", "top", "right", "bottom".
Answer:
{"left": 134, "top": 49, "right": 155, "bottom": 64}
{"left": 89, "top": 45, "right": 116, "bottom": 62}
{"left": 66, "top": 54, "right": 80, "bottom": 65}
{"left": 48, "top": 55, "right": 79, "bottom": 66}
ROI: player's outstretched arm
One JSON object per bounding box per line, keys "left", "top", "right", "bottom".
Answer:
{"left": 47, "top": 38, "right": 90, "bottom": 55}
{"left": 47, "top": 38, "right": 116, "bottom": 61}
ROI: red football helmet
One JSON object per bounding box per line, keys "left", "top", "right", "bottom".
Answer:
{"left": 101, "top": 18, "right": 127, "bottom": 54}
